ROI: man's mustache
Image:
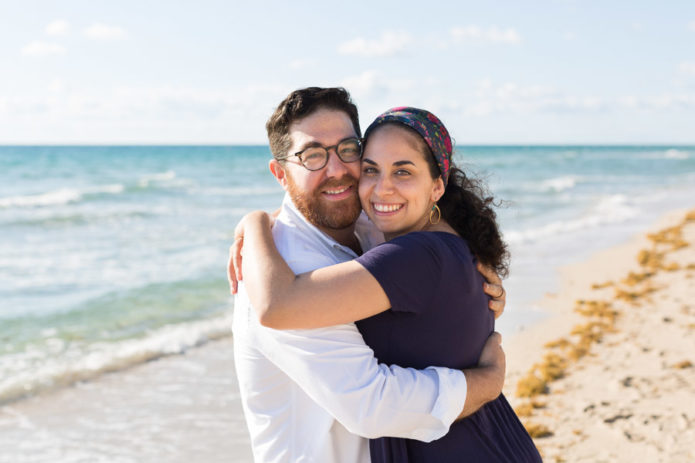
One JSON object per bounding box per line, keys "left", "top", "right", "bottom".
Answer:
{"left": 317, "top": 175, "right": 358, "bottom": 192}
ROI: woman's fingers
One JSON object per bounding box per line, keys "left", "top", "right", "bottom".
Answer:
{"left": 477, "top": 261, "right": 502, "bottom": 286}
{"left": 234, "top": 238, "right": 243, "bottom": 285}
{"left": 483, "top": 282, "right": 504, "bottom": 299}
{"left": 228, "top": 238, "right": 243, "bottom": 294}
{"left": 488, "top": 298, "right": 505, "bottom": 320}
{"left": 228, "top": 243, "right": 237, "bottom": 294}
{"left": 481, "top": 268, "right": 506, "bottom": 319}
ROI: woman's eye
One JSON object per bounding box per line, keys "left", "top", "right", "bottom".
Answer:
{"left": 362, "top": 167, "right": 377, "bottom": 174}
{"left": 395, "top": 169, "right": 411, "bottom": 176}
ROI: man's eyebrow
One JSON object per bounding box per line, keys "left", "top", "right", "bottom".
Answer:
{"left": 295, "top": 140, "right": 323, "bottom": 152}
{"left": 296, "top": 136, "right": 358, "bottom": 153}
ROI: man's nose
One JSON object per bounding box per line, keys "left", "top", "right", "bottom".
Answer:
{"left": 324, "top": 149, "right": 350, "bottom": 178}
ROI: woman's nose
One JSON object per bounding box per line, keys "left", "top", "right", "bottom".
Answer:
{"left": 374, "top": 174, "right": 393, "bottom": 195}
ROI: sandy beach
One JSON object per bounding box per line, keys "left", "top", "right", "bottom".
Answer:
{"left": 504, "top": 208, "right": 695, "bottom": 462}
{"left": 2, "top": 209, "right": 694, "bottom": 462}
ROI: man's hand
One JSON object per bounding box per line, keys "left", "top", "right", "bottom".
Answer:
{"left": 477, "top": 332, "right": 505, "bottom": 381}
{"left": 227, "top": 210, "right": 278, "bottom": 295}
{"left": 477, "top": 262, "right": 506, "bottom": 320}
{"left": 457, "top": 332, "right": 505, "bottom": 419}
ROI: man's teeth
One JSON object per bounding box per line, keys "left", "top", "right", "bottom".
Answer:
{"left": 373, "top": 203, "right": 402, "bottom": 212}
{"left": 325, "top": 186, "right": 350, "bottom": 195}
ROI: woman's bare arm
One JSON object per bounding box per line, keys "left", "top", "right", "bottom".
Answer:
{"left": 239, "top": 211, "right": 391, "bottom": 329}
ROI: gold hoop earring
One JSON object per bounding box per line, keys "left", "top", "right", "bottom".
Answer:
{"left": 429, "top": 204, "right": 441, "bottom": 225}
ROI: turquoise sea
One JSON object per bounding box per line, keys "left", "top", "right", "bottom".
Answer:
{"left": 2, "top": 145, "right": 695, "bottom": 405}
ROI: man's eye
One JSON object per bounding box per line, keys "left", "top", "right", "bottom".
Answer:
{"left": 302, "top": 149, "right": 325, "bottom": 161}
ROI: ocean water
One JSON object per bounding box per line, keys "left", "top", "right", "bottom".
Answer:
{"left": 1, "top": 145, "right": 694, "bottom": 405}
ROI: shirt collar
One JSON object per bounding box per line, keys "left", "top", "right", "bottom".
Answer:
{"left": 281, "top": 193, "right": 383, "bottom": 258}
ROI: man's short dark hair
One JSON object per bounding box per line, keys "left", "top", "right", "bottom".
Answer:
{"left": 266, "top": 87, "right": 361, "bottom": 160}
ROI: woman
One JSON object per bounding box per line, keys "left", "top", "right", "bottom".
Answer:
{"left": 237, "top": 107, "right": 541, "bottom": 462}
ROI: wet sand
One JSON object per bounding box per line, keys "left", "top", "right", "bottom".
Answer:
{"left": 0, "top": 337, "right": 253, "bottom": 463}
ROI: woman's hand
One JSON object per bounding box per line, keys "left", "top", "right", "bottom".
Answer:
{"left": 227, "top": 210, "right": 274, "bottom": 294}
{"left": 477, "top": 262, "right": 506, "bottom": 320}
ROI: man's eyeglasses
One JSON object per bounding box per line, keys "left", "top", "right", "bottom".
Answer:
{"left": 277, "top": 138, "right": 363, "bottom": 171}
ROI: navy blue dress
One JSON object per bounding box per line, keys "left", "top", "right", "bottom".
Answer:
{"left": 355, "top": 232, "right": 541, "bottom": 462}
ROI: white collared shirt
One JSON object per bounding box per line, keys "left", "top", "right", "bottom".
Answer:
{"left": 232, "top": 194, "right": 468, "bottom": 463}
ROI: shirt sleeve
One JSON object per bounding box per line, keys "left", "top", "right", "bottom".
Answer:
{"left": 356, "top": 233, "right": 443, "bottom": 314}
{"left": 241, "top": 226, "right": 466, "bottom": 441}
{"left": 254, "top": 311, "right": 467, "bottom": 441}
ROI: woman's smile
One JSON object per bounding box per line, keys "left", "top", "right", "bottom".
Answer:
{"left": 371, "top": 202, "right": 405, "bottom": 214}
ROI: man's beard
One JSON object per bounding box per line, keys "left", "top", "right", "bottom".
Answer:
{"left": 286, "top": 174, "right": 362, "bottom": 231}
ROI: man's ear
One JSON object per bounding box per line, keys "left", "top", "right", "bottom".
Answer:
{"left": 270, "top": 159, "right": 289, "bottom": 190}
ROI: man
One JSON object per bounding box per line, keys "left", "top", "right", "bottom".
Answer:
{"left": 228, "top": 87, "right": 507, "bottom": 462}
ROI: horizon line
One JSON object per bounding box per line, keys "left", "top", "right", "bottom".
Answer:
{"left": 2, "top": 143, "right": 695, "bottom": 148}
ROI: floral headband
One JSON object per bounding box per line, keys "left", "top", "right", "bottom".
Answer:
{"left": 364, "top": 106, "right": 452, "bottom": 187}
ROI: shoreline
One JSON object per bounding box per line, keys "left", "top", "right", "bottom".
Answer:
{"left": 2, "top": 207, "right": 694, "bottom": 461}
{"left": 504, "top": 208, "right": 695, "bottom": 462}
{"left": 0, "top": 337, "right": 253, "bottom": 463}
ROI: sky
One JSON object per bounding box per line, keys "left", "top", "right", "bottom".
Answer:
{"left": 1, "top": 0, "right": 694, "bottom": 144}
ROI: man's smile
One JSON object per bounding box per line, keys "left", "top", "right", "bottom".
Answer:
{"left": 321, "top": 184, "right": 355, "bottom": 201}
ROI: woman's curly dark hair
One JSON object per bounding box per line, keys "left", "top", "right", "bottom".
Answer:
{"left": 365, "top": 122, "right": 509, "bottom": 277}
{"left": 437, "top": 165, "right": 510, "bottom": 278}
{"left": 369, "top": 123, "right": 509, "bottom": 277}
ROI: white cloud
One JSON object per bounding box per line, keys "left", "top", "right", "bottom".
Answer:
{"left": 638, "top": 93, "right": 695, "bottom": 110}
{"left": 45, "top": 19, "right": 70, "bottom": 36}
{"left": 463, "top": 80, "right": 606, "bottom": 116}
{"left": 688, "top": 20, "right": 695, "bottom": 31}
{"left": 605, "top": 93, "right": 695, "bottom": 111}
{"left": 84, "top": 23, "right": 127, "bottom": 40}
{"left": 680, "top": 61, "right": 695, "bottom": 77}
{"left": 341, "top": 70, "right": 385, "bottom": 95}
{"left": 450, "top": 26, "right": 521, "bottom": 44}
{"left": 618, "top": 95, "right": 639, "bottom": 109}
{"left": 21, "top": 41, "right": 67, "bottom": 56}
{"left": 340, "top": 70, "right": 413, "bottom": 98}
{"left": 0, "top": 82, "right": 292, "bottom": 143}
{"left": 289, "top": 58, "right": 316, "bottom": 70}
{"left": 562, "top": 31, "right": 576, "bottom": 41}
{"left": 338, "top": 31, "right": 411, "bottom": 57}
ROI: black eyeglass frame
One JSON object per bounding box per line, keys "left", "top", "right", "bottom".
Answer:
{"left": 276, "top": 137, "right": 364, "bottom": 171}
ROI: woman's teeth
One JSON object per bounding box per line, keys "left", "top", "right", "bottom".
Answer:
{"left": 373, "top": 203, "right": 403, "bottom": 212}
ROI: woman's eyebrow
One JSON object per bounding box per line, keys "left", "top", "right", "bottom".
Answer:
{"left": 362, "top": 159, "right": 415, "bottom": 166}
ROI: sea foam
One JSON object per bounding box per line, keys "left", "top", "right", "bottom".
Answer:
{"left": 505, "top": 194, "right": 639, "bottom": 245}
{"left": 138, "top": 170, "right": 176, "bottom": 187}
{"left": 664, "top": 149, "right": 690, "bottom": 160}
{"left": 0, "top": 314, "right": 233, "bottom": 405}
{"left": 0, "top": 184, "right": 124, "bottom": 209}
{"left": 537, "top": 175, "right": 578, "bottom": 193}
